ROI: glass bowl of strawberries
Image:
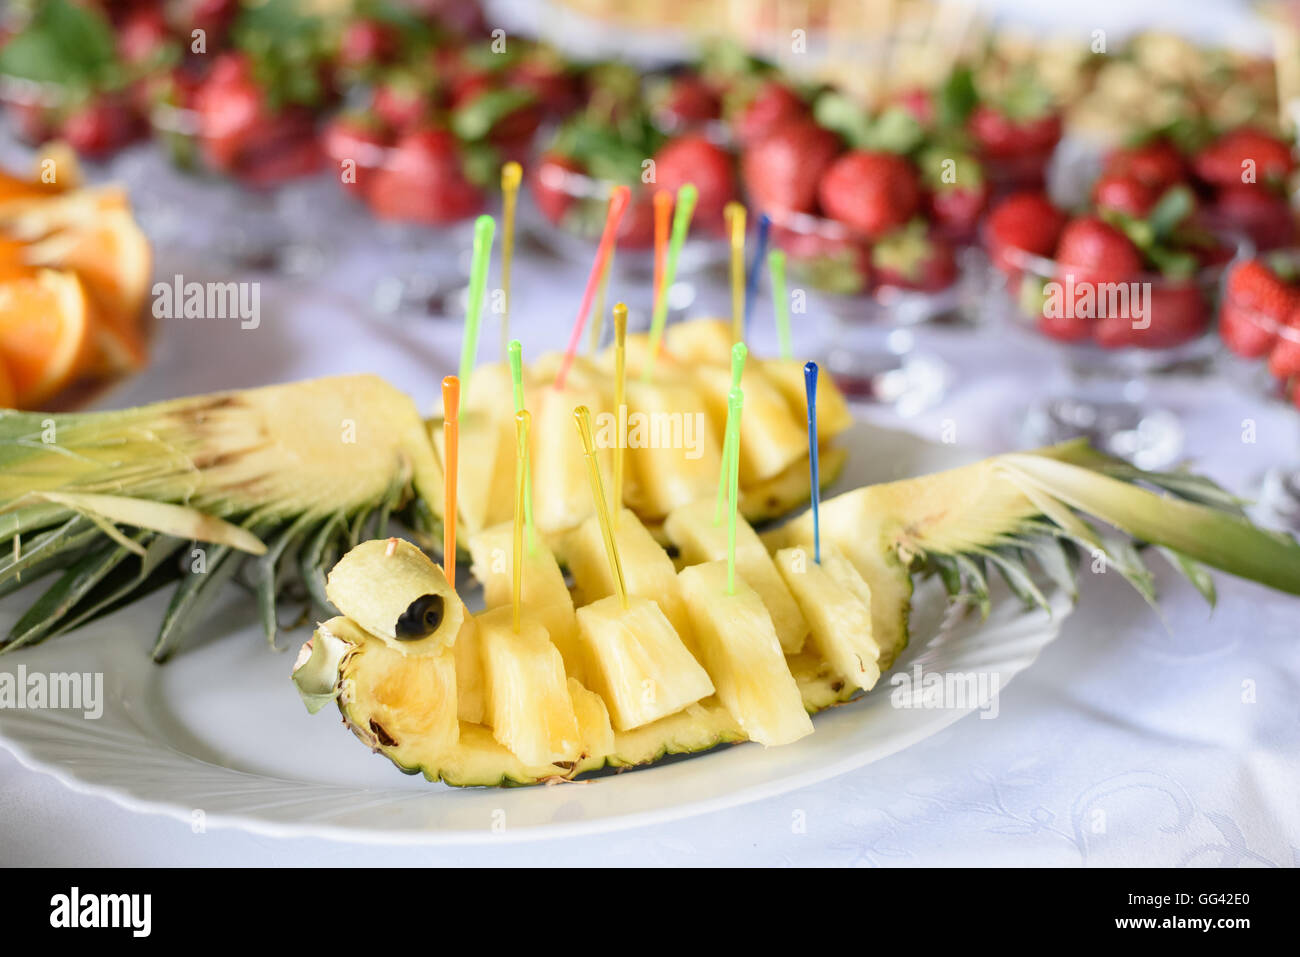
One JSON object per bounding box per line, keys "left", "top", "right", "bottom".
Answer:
{"left": 986, "top": 180, "right": 1247, "bottom": 467}
{"left": 1217, "top": 253, "right": 1300, "bottom": 527}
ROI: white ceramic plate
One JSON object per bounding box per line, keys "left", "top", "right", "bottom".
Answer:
{"left": 0, "top": 420, "right": 1073, "bottom": 844}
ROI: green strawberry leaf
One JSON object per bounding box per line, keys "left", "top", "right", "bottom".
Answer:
{"left": 1147, "top": 245, "right": 1198, "bottom": 280}
{"left": 0, "top": 0, "right": 120, "bottom": 91}
{"left": 936, "top": 66, "right": 978, "bottom": 129}
{"left": 1146, "top": 185, "right": 1195, "bottom": 240}
{"left": 451, "top": 88, "right": 536, "bottom": 141}
{"left": 813, "top": 90, "right": 875, "bottom": 148}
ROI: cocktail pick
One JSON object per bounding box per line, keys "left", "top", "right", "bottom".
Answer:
{"left": 512, "top": 409, "right": 530, "bottom": 632}
{"left": 459, "top": 214, "right": 496, "bottom": 394}
{"left": 805, "top": 361, "right": 821, "bottom": 565}
{"left": 500, "top": 162, "right": 521, "bottom": 358}
{"left": 588, "top": 245, "right": 615, "bottom": 353}
{"left": 743, "top": 212, "right": 771, "bottom": 339}
{"left": 574, "top": 405, "right": 629, "bottom": 608}
{"left": 644, "top": 183, "right": 698, "bottom": 381}
{"left": 725, "top": 386, "right": 744, "bottom": 595}
{"left": 714, "top": 341, "right": 747, "bottom": 524}
{"left": 442, "top": 375, "right": 460, "bottom": 587}
{"left": 726, "top": 202, "right": 747, "bottom": 344}
{"left": 652, "top": 188, "right": 673, "bottom": 323}
{"left": 555, "top": 185, "right": 629, "bottom": 390}
{"left": 612, "top": 301, "right": 628, "bottom": 526}
{"left": 770, "top": 248, "right": 792, "bottom": 360}
{"left": 507, "top": 339, "right": 536, "bottom": 552}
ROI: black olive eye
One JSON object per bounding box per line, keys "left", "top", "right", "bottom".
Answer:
{"left": 395, "top": 594, "right": 445, "bottom": 640}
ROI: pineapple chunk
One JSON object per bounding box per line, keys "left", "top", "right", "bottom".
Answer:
{"left": 568, "top": 676, "right": 615, "bottom": 760}
{"left": 341, "top": 633, "right": 460, "bottom": 757}
{"left": 757, "top": 357, "right": 853, "bottom": 442}
{"left": 740, "top": 444, "right": 848, "bottom": 525}
{"left": 574, "top": 595, "right": 714, "bottom": 731}
{"left": 467, "top": 522, "right": 582, "bottom": 680}
{"left": 461, "top": 361, "right": 521, "bottom": 529}
{"left": 453, "top": 615, "right": 485, "bottom": 724}
{"left": 431, "top": 407, "right": 501, "bottom": 535}
{"left": 559, "top": 508, "right": 696, "bottom": 654}
{"left": 529, "top": 377, "right": 613, "bottom": 537}
{"left": 663, "top": 317, "right": 732, "bottom": 365}
{"left": 620, "top": 378, "right": 723, "bottom": 519}
{"left": 694, "top": 364, "right": 807, "bottom": 486}
{"left": 477, "top": 606, "right": 582, "bottom": 766}
{"left": 664, "top": 499, "right": 808, "bottom": 653}
{"left": 774, "top": 546, "right": 881, "bottom": 693}
{"left": 677, "top": 561, "right": 813, "bottom": 746}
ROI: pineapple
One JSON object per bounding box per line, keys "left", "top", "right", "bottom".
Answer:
{"left": 758, "top": 357, "right": 853, "bottom": 442}
{"left": 740, "top": 444, "right": 847, "bottom": 525}
{"left": 324, "top": 538, "right": 464, "bottom": 656}
{"left": 573, "top": 595, "right": 714, "bottom": 730}
{"left": 476, "top": 606, "right": 582, "bottom": 766}
{"left": 529, "top": 377, "right": 613, "bottom": 537}
{"left": 620, "top": 377, "right": 724, "bottom": 520}
{"left": 774, "top": 546, "right": 881, "bottom": 693}
{"left": 559, "top": 507, "right": 695, "bottom": 651}
{"left": 677, "top": 561, "right": 814, "bottom": 746}
{"left": 432, "top": 408, "right": 501, "bottom": 536}
{"left": 568, "top": 676, "right": 616, "bottom": 761}
{"left": 466, "top": 522, "right": 582, "bottom": 679}
{"left": 663, "top": 317, "right": 732, "bottom": 365}
{"left": 0, "top": 375, "right": 443, "bottom": 660}
{"left": 452, "top": 615, "right": 485, "bottom": 724}
{"left": 693, "top": 364, "right": 807, "bottom": 486}
{"left": 664, "top": 498, "right": 808, "bottom": 653}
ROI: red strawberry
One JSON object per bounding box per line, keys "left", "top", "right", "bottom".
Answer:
{"left": 770, "top": 225, "right": 871, "bottom": 297}
{"left": 1055, "top": 216, "right": 1142, "bottom": 283}
{"left": 871, "top": 225, "right": 957, "bottom": 292}
{"left": 1267, "top": 310, "right": 1300, "bottom": 379}
{"left": 60, "top": 96, "right": 142, "bottom": 158}
{"left": 1092, "top": 173, "right": 1157, "bottom": 218}
{"left": 1193, "top": 127, "right": 1294, "bottom": 190}
{"left": 323, "top": 114, "right": 390, "bottom": 196}
{"left": 193, "top": 53, "right": 268, "bottom": 172}
{"left": 653, "top": 135, "right": 736, "bottom": 235}
{"left": 921, "top": 154, "right": 988, "bottom": 242}
{"left": 742, "top": 119, "right": 840, "bottom": 215}
{"left": 659, "top": 75, "right": 721, "bottom": 126}
{"left": 1037, "top": 309, "right": 1093, "bottom": 343}
{"left": 984, "top": 192, "right": 1066, "bottom": 277}
{"left": 118, "top": 6, "right": 170, "bottom": 65}
{"left": 531, "top": 153, "right": 583, "bottom": 225}
{"left": 615, "top": 193, "right": 657, "bottom": 248}
{"left": 1219, "top": 259, "right": 1292, "bottom": 358}
{"left": 818, "top": 150, "right": 920, "bottom": 238}
{"left": 366, "top": 128, "right": 485, "bottom": 225}
{"left": 373, "top": 76, "right": 430, "bottom": 131}
{"left": 893, "top": 87, "right": 935, "bottom": 127}
{"left": 1101, "top": 283, "right": 1207, "bottom": 350}
{"left": 234, "top": 121, "right": 324, "bottom": 188}
{"left": 968, "top": 104, "right": 1062, "bottom": 160}
{"left": 1212, "top": 184, "right": 1296, "bottom": 251}
{"left": 338, "top": 19, "right": 400, "bottom": 68}
{"left": 731, "top": 81, "right": 806, "bottom": 147}
{"left": 1102, "top": 139, "right": 1185, "bottom": 191}
{"left": 508, "top": 56, "right": 582, "bottom": 117}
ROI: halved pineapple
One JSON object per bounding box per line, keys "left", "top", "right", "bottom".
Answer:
{"left": 476, "top": 606, "right": 582, "bottom": 767}
{"left": 676, "top": 561, "right": 813, "bottom": 746}
{"left": 664, "top": 499, "right": 808, "bottom": 653}
{"left": 559, "top": 507, "right": 696, "bottom": 653}
{"left": 466, "top": 522, "right": 582, "bottom": 680}
{"left": 573, "top": 595, "right": 714, "bottom": 731}
{"left": 775, "top": 546, "right": 881, "bottom": 693}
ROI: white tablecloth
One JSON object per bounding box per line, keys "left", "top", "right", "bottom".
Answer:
{"left": 2, "top": 12, "right": 1299, "bottom": 862}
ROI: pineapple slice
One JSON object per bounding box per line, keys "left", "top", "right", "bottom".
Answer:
{"left": 694, "top": 363, "right": 807, "bottom": 487}
{"left": 466, "top": 522, "right": 582, "bottom": 680}
{"left": 774, "top": 546, "right": 881, "bottom": 693}
{"left": 431, "top": 407, "right": 501, "bottom": 536}
{"left": 461, "top": 361, "right": 521, "bottom": 529}
{"left": 574, "top": 595, "right": 714, "bottom": 731}
{"left": 676, "top": 561, "right": 813, "bottom": 746}
{"left": 329, "top": 618, "right": 460, "bottom": 758}
{"left": 619, "top": 377, "right": 724, "bottom": 519}
{"left": 559, "top": 507, "right": 696, "bottom": 654}
{"left": 740, "top": 444, "right": 848, "bottom": 525}
{"left": 663, "top": 317, "right": 732, "bottom": 365}
{"left": 529, "top": 377, "right": 613, "bottom": 537}
{"left": 664, "top": 498, "right": 808, "bottom": 653}
{"left": 568, "top": 676, "right": 616, "bottom": 761}
{"left": 453, "top": 615, "right": 485, "bottom": 724}
{"left": 476, "top": 606, "right": 582, "bottom": 766}
{"left": 757, "top": 357, "right": 853, "bottom": 442}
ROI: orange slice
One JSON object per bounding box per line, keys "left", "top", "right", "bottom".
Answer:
{"left": 24, "top": 208, "right": 152, "bottom": 321}
{"left": 0, "top": 185, "right": 131, "bottom": 243}
{"left": 0, "top": 236, "right": 36, "bottom": 282}
{"left": 0, "top": 270, "right": 94, "bottom": 408}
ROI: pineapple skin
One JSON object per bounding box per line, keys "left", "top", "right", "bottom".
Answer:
{"left": 677, "top": 561, "right": 814, "bottom": 747}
